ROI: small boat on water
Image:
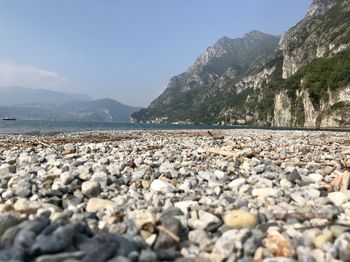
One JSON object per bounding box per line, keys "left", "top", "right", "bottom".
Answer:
{"left": 2, "top": 118, "right": 16, "bottom": 121}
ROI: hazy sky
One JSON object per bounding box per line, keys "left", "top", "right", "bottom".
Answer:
{"left": 0, "top": 0, "right": 312, "bottom": 107}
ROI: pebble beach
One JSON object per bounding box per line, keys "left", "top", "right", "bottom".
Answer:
{"left": 0, "top": 129, "right": 350, "bottom": 262}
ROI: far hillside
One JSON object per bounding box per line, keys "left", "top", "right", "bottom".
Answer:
{"left": 0, "top": 87, "right": 141, "bottom": 122}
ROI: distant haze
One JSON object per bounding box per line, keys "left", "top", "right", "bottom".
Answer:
{"left": 0, "top": 0, "right": 312, "bottom": 107}
{"left": 0, "top": 86, "right": 91, "bottom": 106}
{"left": 0, "top": 86, "right": 140, "bottom": 122}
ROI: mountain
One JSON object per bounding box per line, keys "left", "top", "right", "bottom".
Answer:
{"left": 132, "top": 31, "right": 280, "bottom": 123}
{"left": 0, "top": 87, "right": 141, "bottom": 122}
{"left": 271, "top": 0, "right": 350, "bottom": 127}
{"left": 0, "top": 98, "right": 141, "bottom": 122}
{"left": 0, "top": 86, "right": 92, "bottom": 106}
{"left": 132, "top": 0, "right": 350, "bottom": 127}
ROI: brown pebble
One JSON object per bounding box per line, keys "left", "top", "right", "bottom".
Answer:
{"left": 263, "top": 232, "right": 294, "bottom": 257}
{"left": 331, "top": 175, "right": 342, "bottom": 191}
{"left": 341, "top": 171, "right": 350, "bottom": 192}
{"left": 142, "top": 180, "right": 150, "bottom": 189}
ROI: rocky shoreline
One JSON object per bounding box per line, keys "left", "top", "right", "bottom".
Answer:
{"left": 0, "top": 129, "right": 350, "bottom": 262}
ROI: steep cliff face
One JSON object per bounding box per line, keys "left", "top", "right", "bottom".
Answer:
{"left": 307, "top": 0, "right": 337, "bottom": 17}
{"left": 280, "top": 0, "right": 349, "bottom": 78}
{"left": 235, "top": 67, "right": 276, "bottom": 93}
{"left": 133, "top": 0, "right": 350, "bottom": 127}
{"left": 273, "top": 91, "right": 292, "bottom": 127}
{"left": 319, "top": 85, "right": 350, "bottom": 126}
{"left": 246, "top": 0, "right": 350, "bottom": 128}
{"left": 300, "top": 90, "right": 319, "bottom": 127}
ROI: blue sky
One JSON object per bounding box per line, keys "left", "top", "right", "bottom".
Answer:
{"left": 0, "top": 0, "right": 312, "bottom": 107}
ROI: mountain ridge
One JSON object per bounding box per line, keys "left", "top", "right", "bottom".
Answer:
{"left": 132, "top": 0, "right": 350, "bottom": 127}
{"left": 133, "top": 31, "right": 280, "bottom": 123}
{"left": 0, "top": 87, "right": 141, "bottom": 122}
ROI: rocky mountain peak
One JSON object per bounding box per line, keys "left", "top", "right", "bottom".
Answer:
{"left": 216, "top": 36, "right": 232, "bottom": 44}
{"left": 192, "top": 31, "right": 279, "bottom": 70}
{"left": 207, "top": 36, "right": 234, "bottom": 55}
{"left": 243, "top": 30, "right": 273, "bottom": 40}
{"left": 306, "top": 0, "right": 337, "bottom": 18}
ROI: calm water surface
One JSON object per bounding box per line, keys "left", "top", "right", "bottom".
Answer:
{"left": 0, "top": 120, "right": 349, "bottom": 135}
{"left": 0, "top": 120, "right": 232, "bottom": 134}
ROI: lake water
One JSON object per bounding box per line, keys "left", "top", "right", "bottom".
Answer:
{"left": 0, "top": 120, "right": 233, "bottom": 134}
{"left": 0, "top": 120, "right": 349, "bottom": 135}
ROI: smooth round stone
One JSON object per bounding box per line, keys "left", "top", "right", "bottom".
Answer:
{"left": 335, "top": 233, "right": 350, "bottom": 261}
{"left": 262, "top": 172, "right": 277, "bottom": 180}
{"left": 14, "top": 198, "right": 41, "bottom": 214}
{"left": 324, "top": 166, "right": 335, "bottom": 175}
{"left": 214, "top": 170, "right": 225, "bottom": 179}
{"left": 340, "top": 249, "right": 350, "bottom": 262}
{"left": 0, "top": 165, "right": 10, "bottom": 177}
{"left": 128, "top": 210, "right": 154, "bottom": 230}
{"left": 188, "top": 229, "right": 208, "bottom": 244}
{"left": 15, "top": 180, "right": 32, "bottom": 198}
{"left": 313, "top": 230, "right": 333, "bottom": 249}
{"left": 178, "top": 181, "right": 191, "bottom": 192}
{"left": 132, "top": 170, "right": 145, "bottom": 180}
{"left": 252, "top": 188, "right": 279, "bottom": 198}
{"left": 211, "top": 230, "right": 236, "bottom": 261}
{"left": 308, "top": 173, "right": 323, "bottom": 183}
{"left": 228, "top": 178, "right": 246, "bottom": 188}
{"left": 159, "top": 162, "right": 174, "bottom": 173}
{"left": 244, "top": 235, "right": 262, "bottom": 257}
{"left": 150, "top": 179, "right": 175, "bottom": 193}
{"left": 254, "top": 164, "right": 265, "bottom": 174}
{"left": 198, "top": 171, "right": 216, "bottom": 181}
{"left": 263, "top": 258, "right": 295, "bottom": 262}
{"left": 139, "top": 250, "right": 157, "bottom": 262}
{"left": 60, "top": 173, "right": 74, "bottom": 185}
{"left": 324, "top": 175, "right": 333, "bottom": 183}
{"left": 81, "top": 181, "right": 101, "bottom": 198}
{"left": 330, "top": 225, "right": 349, "bottom": 237}
{"left": 328, "top": 192, "right": 347, "bottom": 206}
{"left": 280, "top": 179, "right": 293, "bottom": 188}
{"left": 91, "top": 171, "right": 108, "bottom": 187}
{"left": 64, "top": 144, "right": 76, "bottom": 153}
{"left": 242, "top": 161, "right": 251, "bottom": 170}
{"left": 1, "top": 190, "right": 13, "bottom": 200}
{"left": 141, "top": 180, "right": 150, "bottom": 189}
{"left": 100, "top": 158, "right": 110, "bottom": 165}
{"left": 224, "top": 210, "right": 258, "bottom": 229}
{"left": 78, "top": 171, "right": 91, "bottom": 181}
{"left": 61, "top": 165, "right": 70, "bottom": 173}
{"left": 86, "top": 198, "right": 114, "bottom": 212}
{"left": 304, "top": 188, "right": 321, "bottom": 200}
{"left": 0, "top": 214, "right": 19, "bottom": 236}
{"left": 35, "top": 251, "right": 85, "bottom": 262}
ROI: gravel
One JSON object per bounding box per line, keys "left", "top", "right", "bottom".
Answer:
{"left": 0, "top": 129, "right": 350, "bottom": 261}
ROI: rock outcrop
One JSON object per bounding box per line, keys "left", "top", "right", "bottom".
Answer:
{"left": 273, "top": 91, "right": 292, "bottom": 127}
{"left": 280, "top": 0, "right": 347, "bottom": 79}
